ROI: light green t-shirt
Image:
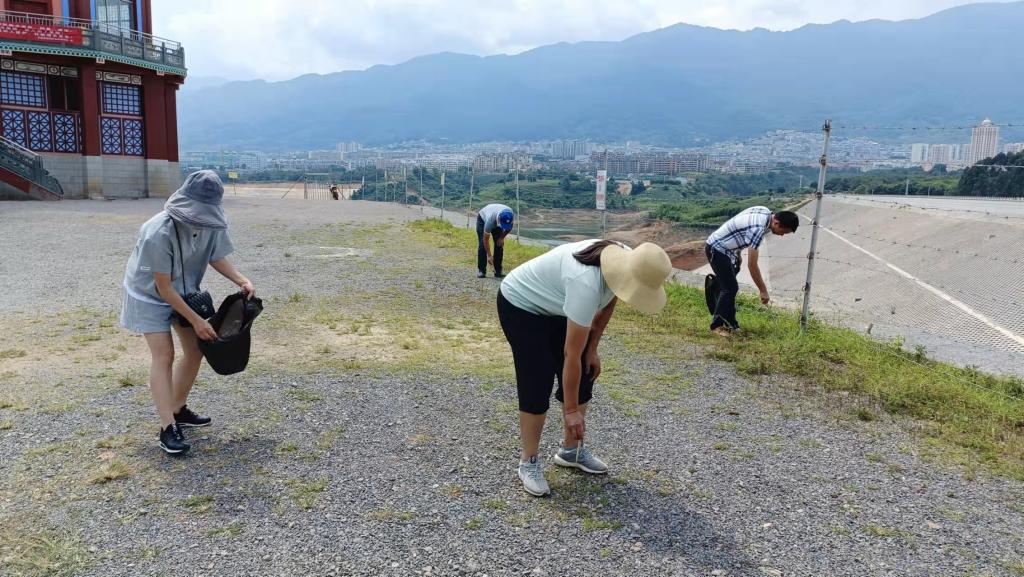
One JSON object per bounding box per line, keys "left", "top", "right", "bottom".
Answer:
{"left": 499, "top": 239, "right": 618, "bottom": 327}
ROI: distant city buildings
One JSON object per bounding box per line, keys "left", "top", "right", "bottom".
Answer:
{"left": 550, "top": 140, "right": 594, "bottom": 160}
{"left": 1004, "top": 143, "right": 1024, "bottom": 155}
{"left": 910, "top": 118, "right": 1002, "bottom": 169}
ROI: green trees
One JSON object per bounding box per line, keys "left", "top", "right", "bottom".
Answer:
{"left": 958, "top": 151, "right": 1024, "bottom": 197}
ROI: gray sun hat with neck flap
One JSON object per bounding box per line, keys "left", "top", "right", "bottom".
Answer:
{"left": 164, "top": 170, "right": 228, "bottom": 230}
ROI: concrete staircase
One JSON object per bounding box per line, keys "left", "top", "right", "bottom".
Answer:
{"left": 0, "top": 136, "right": 64, "bottom": 200}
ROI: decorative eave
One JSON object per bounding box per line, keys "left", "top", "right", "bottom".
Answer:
{"left": 0, "top": 41, "right": 186, "bottom": 77}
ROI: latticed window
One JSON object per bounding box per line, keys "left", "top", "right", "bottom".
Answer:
{"left": 101, "top": 117, "right": 124, "bottom": 155}
{"left": 101, "top": 83, "right": 142, "bottom": 116}
{"left": 0, "top": 72, "right": 46, "bottom": 108}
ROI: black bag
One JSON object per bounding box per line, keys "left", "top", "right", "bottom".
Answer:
{"left": 171, "top": 220, "right": 214, "bottom": 327}
{"left": 704, "top": 274, "right": 719, "bottom": 315}
{"left": 198, "top": 292, "right": 264, "bottom": 375}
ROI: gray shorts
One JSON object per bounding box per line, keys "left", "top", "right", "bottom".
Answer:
{"left": 120, "top": 291, "right": 175, "bottom": 334}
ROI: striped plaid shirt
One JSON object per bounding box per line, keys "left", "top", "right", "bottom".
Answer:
{"left": 706, "top": 206, "right": 773, "bottom": 257}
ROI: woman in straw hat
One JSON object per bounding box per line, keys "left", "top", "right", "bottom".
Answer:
{"left": 497, "top": 239, "right": 672, "bottom": 496}
{"left": 120, "top": 170, "right": 255, "bottom": 455}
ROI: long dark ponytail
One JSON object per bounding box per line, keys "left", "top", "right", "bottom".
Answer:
{"left": 573, "top": 240, "right": 620, "bottom": 267}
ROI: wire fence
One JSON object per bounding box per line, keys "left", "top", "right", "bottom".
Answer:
{"left": 289, "top": 122, "right": 1024, "bottom": 382}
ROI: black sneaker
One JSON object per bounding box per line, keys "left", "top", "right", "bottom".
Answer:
{"left": 174, "top": 405, "right": 212, "bottom": 428}
{"left": 477, "top": 271, "right": 486, "bottom": 278}
{"left": 159, "top": 423, "right": 191, "bottom": 454}
{"left": 494, "top": 271, "right": 505, "bottom": 278}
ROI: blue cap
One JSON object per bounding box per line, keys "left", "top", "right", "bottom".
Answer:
{"left": 498, "top": 208, "right": 514, "bottom": 231}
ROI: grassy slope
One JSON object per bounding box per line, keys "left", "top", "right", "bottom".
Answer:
{"left": 411, "top": 219, "right": 1024, "bottom": 480}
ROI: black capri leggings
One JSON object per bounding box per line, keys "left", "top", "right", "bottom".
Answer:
{"left": 497, "top": 289, "right": 594, "bottom": 415}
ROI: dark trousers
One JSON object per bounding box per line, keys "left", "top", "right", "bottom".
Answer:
{"left": 476, "top": 215, "right": 504, "bottom": 274}
{"left": 706, "top": 244, "right": 739, "bottom": 330}
{"left": 497, "top": 290, "right": 594, "bottom": 415}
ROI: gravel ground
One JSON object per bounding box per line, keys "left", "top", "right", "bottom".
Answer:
{"left": 1, "top": 198, "right": 1023, "bottom": 577}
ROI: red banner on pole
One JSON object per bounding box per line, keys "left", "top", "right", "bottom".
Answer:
{"left": 0, "top": 22, "right": 84, "bottom": 45}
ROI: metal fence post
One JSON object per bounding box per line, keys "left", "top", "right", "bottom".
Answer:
{"left": 800, "top": 119, "right": 832, "bottom": 331}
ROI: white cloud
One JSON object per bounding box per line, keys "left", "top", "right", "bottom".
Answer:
{"left": 152, "top": 0, "right": 1014, "bottom": 81}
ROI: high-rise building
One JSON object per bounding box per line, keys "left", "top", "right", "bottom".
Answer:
{"left": 910, "top": 144, "right": 930, "bottom": 164}
{"left": 0, "top": 1, "right": 186, "bottom": 199}
{"left": 967, "top": 119, "right": 1000, "bottom": 165}
{"left": 1004, "top": 143, "right": 1024, "bottom": 155}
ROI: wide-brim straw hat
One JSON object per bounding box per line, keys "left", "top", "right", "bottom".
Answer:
{"left": 600, "top": 242, "right": 672, "bottom": 314}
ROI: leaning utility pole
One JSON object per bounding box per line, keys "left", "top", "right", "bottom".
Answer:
{"left": 515, "top": 164, "right": 521, "bottom": 241}
{"left": 800, "top": 119, "right": 832, "bottom": 332}
{"left": 467, "top": 167, "right": 475, "bottom": 228}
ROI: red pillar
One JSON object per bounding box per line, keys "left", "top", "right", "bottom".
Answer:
{"left": 79, "top": 61, "right": 101, "bottom": 156}
{"left": 164, "top": 82, "right": 179, "bottom": 163}
{"left": 143, "top": 75, "right": 167, "bottom": 159}
{"left": 142, "top": 0, "right": 153, "bottom": 34}
{"left": 72, "top": 0, "right": 90, "bottom": 20}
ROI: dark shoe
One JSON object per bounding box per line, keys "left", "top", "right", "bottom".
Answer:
{"left": 159, "top": 423, "right": 191, "bottom": 454}
{"left": 477, "top": 271, "right": 486, "bottom": 278}
{"left": 174, "top": 405, "right": 212, "bottom": 428}
{"left": 494, "top": 271, "right": 505, "bottom": 278}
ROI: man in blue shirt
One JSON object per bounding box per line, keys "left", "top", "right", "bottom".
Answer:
{"left": 476, "top": 203, "right": 515, "bottom": 278}
{"left": 705, "top": 207, "right": 799, "bottom": 335}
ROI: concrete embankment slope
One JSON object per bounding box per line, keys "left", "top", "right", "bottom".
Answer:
{"left": 761, "top": 195, "right": 1024, "bottom": 377}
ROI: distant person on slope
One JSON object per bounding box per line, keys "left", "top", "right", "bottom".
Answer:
{"left": 705, "top": 206, "right": 799, "bottom": 336}
{"left": 497, "top": 240, "right": 671, "bottom": 496}
{"left": 120, "top": 170, "right": 256, "bottom": 455}
{"left": 476, "top": 203, "right": 515, "bottom": 278}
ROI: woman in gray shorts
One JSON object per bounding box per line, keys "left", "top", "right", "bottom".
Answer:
{"left": 121, "top": 170, "right": 255, "bottom": 455}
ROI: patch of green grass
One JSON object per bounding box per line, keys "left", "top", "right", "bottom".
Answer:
{"left": 1003, "top": 559, "right": 1024, "bottom": 575}
{"left": 117, "top": 369, "right": 146, "bottom": 387}
{"left": 206, "top": 521, "right": 244, "bottom": 537}
{"left": 0, "top": 526, "right": 92, "bottom": 577}
{"left": 182, "top": 495, "right": 214, "bottom": 514}
{"left": 464, "top": 517, "right": 484, "bottom": 530}
{"left": 96, "top": 435, "right": 130, "bottom": 449}
{"left": 315, "top": 427, "right": 345, "bottom": 451}
{"left": 599, "top": 547, "right": 612, "bottom": 559}
{"left": 862, "top": 523, "right": 915, "bottom": 544}
{"left": 275, "top": 441, "right": 299, "bottom": 455}
{"left": 582, "top": 517, "right": 622, "bottom": 532}
{"left": 87, "top": 459, "right": 134, "bottom": 484}
{"left": 484, "top": 499, "right": 507, "bottom": 511}
{"left": 615, "top": 282, "right": 1024, "bottom": 481}
{"left": 713, "top": 442, "right": 731, "bottom": 451}
{"left": 0, "top": 348, "right": 27, "bottom": 359}
{"left": 0, "top": 420, "right": 13, "bottom": 430}
{"left": 288, "top": 478, "right": 329, "bottom": 510}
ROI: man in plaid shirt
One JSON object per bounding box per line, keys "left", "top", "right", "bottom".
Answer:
{"left": 705, "top": 206, "right": 800, "bottom": 335}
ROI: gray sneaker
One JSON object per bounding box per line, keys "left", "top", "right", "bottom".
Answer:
{"left": 518, "top": 455, "right": 550, "bottom": 496}
{"left": 553, "top": 442, "right": 608, "bottom": 474}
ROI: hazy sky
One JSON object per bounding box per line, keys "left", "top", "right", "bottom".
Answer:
{"left": 153, "top": 0, "right": 1016, "bottom": 81}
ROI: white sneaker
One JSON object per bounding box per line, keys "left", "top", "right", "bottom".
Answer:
{"left": 518, "top": 455, "right": 550, "bottom": 496}
{"left": 553, "top": 442, "right": 609, "bottom": 474}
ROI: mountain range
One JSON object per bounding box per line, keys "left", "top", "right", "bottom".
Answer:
{"left": 178, "top": 2, "right": 1024, "bottom": 150}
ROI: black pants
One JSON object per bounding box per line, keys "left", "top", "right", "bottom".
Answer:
{"left": 706, "top": 244, "right": 740, "bottom": 330}
{"left": 477, "top": 215, "right": 504, "bottom": 275}
{"left": 497, "top": 290, "right": 594, "bottom": 415}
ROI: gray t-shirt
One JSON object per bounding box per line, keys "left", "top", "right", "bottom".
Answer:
{"left": 499, "top": 239, "right": 618, "bottom": 327}
{"left": 123, "top": 211, "right": 234, "bottom": 305}
{"left": 478, "top": 203, "right": 511, "bottom": 233}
